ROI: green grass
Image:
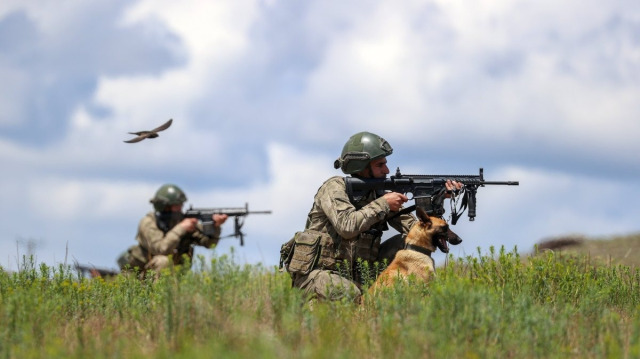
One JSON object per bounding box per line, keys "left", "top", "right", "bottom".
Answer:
{"left": 2, "top": 236, "right": 640, "bottom": 358}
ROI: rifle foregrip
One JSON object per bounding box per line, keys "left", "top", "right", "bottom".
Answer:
{"left": 468, "top": 191, "right": 477, "bottom": 221}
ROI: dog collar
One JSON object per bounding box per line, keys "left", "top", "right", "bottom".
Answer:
{"left": 404, "top": 243, "right": 432, "bottom": 256}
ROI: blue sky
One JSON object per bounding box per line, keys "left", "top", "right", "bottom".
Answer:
{"left": 1, "top": 0, "right": 639, "bottom": 271}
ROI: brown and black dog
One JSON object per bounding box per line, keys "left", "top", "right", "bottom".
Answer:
{"left": 370, "top": 207, "right": 462, "bottom": 293}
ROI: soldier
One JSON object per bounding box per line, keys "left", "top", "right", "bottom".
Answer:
{"left": 117, "top": 184, "right": 228, "bottom": 274}
{"left": 285, "top": 131, "right": 461, "bottom": 302}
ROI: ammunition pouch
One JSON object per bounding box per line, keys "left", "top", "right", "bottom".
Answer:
{"left": 286, "top": 230, "right": 326, "bottom": 275}
{"left": 317, "top": 231, "right": 381, "bottom": 272}
{"left": 281, "top": 227, "right": 384, "bottom": 283}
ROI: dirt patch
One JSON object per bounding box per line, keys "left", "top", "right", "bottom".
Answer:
{"left": 536, "top": 236, "right": 584, "bottom": 251}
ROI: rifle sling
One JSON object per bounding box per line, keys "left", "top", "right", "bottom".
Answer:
{"left": 451, "top": 190, "right": 469, "bottom": 225}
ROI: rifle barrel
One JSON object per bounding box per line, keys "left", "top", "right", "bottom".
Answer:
{"left": 482, "top": 181, "right": 519, "bottom": 185}
{"left": 185, "top": 207, "right": 272, "bottom": 215}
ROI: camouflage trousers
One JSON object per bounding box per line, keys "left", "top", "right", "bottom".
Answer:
{"left": 292, "top": 269, "right": 362, "bottom": 302}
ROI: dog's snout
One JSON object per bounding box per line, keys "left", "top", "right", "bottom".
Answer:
{"left": 447, "top": 229, "right": 463, "bottom": 245}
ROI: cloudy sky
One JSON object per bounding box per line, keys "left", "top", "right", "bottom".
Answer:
{"left": 1, "top": 0, "right": 638, "bottom": 271}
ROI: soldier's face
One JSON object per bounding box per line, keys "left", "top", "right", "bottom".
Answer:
{"left": 367, "top": 157, "right": 389, "bottom": 178}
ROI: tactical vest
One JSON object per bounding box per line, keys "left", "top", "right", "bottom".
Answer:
{"left": 309, "top": 183, "right": 387, "bottom": 282}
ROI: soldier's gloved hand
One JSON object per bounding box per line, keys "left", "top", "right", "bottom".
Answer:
{"left": 179, "top": 218, "right": 198, "bottom": 232}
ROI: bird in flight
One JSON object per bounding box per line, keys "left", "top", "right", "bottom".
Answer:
{"left": 124, "top": 119, "right": 173, "bottom": 143}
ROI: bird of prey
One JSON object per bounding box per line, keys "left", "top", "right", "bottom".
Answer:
{"left": 124, "top": 119, "right": 173, "bottom": 143}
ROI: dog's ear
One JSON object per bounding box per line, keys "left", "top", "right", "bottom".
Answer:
{"left": 416, "top": 207, "right": 431, "bottom": 225}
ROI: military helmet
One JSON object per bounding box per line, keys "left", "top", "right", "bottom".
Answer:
{"left": 333, "top": 131, "right": 393, "bottom": 174}
{"left": 150, "top": 184, "right": 187, "bottom": 211}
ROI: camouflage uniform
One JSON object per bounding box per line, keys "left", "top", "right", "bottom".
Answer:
{"left": 121, "top": 211, "right": 221, "bottom": 272}
{"left": 292, "top": 176, "right": 415, "bottom": 301}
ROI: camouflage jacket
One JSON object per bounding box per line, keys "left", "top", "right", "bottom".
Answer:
{"left": 130, "top": 211, "right": 221, "bottom": 265}
{"left": 305, "top": 176, "right": 415, "bottom": 274}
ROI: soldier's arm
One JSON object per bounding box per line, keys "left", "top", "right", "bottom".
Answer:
{"left": 192, "top": 222, "right": 221, "bottom": 248}
{"left": 387, "top": 212, "right": 416, "bottom": 235}
{"left": 138, "top": 214, "right": 186, "bottom": 255}
{"left": 318, "top": 177, "right": 390, "bottom": 239}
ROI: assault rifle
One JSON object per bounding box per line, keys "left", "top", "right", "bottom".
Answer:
{"left": 74, "top": 262, "right": 120, "bottom": 278}
{"left": 345, "top": 168, "right": 519, "bottom": 224}
{"left": 184, "top": 203, "right": 272, "bottom": 246}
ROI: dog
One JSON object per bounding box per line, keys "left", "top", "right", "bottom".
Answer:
{"left": 370, "top": 207, "right": 462, "bottom": 293}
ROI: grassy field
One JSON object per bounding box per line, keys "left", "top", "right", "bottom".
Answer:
{"left": 2, "top": 235, "right": 640, "bottom": 358}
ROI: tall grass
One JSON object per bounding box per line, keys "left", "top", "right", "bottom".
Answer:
{"left": 1, "top": 247, "right": 639, "bottom": 358}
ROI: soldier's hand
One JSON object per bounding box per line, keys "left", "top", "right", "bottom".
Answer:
{"left": 445, "top": 180, "right": 463, "bottom": 198}
{"left": 383, "top": 192, "right": 408, "bottom": 212}
{"left": 179, "top": 218, "right": 198, "bottom": 232}
{"left": 212, "top": 214, "right": 228, "bottom": 227}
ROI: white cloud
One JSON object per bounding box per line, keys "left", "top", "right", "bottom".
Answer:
{"left": 298, "top": 0, "right": 640, "bottom": 162}
{"left": 123, "top": 0, "right": 258, "bottom": 70}
{"left": 27, "top": 178, "right": 153, "bottom": 221}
